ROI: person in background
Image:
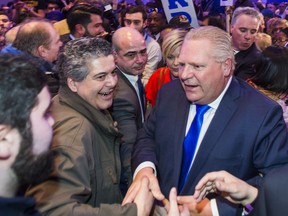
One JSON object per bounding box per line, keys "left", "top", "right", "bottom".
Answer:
{"left": 247, "top": 45, "right": 288, "bottom": 127}
{"left": 0, "top": 54, "right": 54, "bottom": 215}
{"left": 145, "top": 28, "right": 187, "bottom": 107}
{"left": 122, "top": 5, "right": 162, "bottom": 86}
{"left": 231, "top": 7, "right": 263, "bottom": 81}
{"left": 146, "top": 7, "right": 167, "bottom": 43}
{"left": 111, "top": 27, "right": 148, "bottom": 196}
{"left": 60, "top": 4, "right": 105, "bottom": 45}
{"left": 255, "top": 32, "right": 272, "bottom": 51}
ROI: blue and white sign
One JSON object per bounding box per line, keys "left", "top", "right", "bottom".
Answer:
{"left": 220, "top": 0, "right": 233, "bottom": 6}
{"left": 161, "top": 0, "right": 199, "bottom": 28}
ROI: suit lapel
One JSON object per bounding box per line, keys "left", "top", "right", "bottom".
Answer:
{"left": 183, "top": 78, "right": 241, "bottom": 190}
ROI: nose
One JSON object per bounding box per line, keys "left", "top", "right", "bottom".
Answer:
{"left": 173, "top": 57, "right": 179, "bottom": 66}
{"left": 99, "top": 25, "right": 105, "bottom": 33}
{"left": 179, "top": 64, "right": 191, "bottom": 80}
{"left": 107, "top": 72, "right": 118, "bottom": 87}
{"left": 244, "top": 32, "right": 252, "bottom": 40}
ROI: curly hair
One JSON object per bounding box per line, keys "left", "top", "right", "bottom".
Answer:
{"left": 57, "top": 37, "right": 112, "bottom": 85}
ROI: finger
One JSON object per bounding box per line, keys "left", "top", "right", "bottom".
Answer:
{"left": 149, "top": 177, "right": 165, "bottom": 200}
{"left": 167, "top": 187, "right": 179, "bottom": 216}
{"left": 122, "top": 182, "right": 141, "bottom": 205}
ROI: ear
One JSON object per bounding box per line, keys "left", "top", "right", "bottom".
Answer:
{"left": 113, "top": 50, "right": 118, "bottom": 63}
{"left": 75, "top": 24, "right": 86, "bottom": 37}
{"left": 37, "top": 45, "right": 48, "bottom": 59}
{"left": 67, "top": 77, "right": 78, "bottom": 92}
{"left": 222, "top": 58, "right": 233, "bottom": 77}
{"left": 143, "top": 19, "right": 147, "bottom": 29}
{"left": 0, "top": 125, "right": 21, "bottom": 162}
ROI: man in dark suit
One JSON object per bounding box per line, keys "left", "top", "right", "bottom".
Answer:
{"left": 231, "top": 7, "right": 263, "bottom": 80}
{"left": 111, "top": 27, "right": 148, "bottom": 196}
{"left": 123, "top": 26, "right": 288, "bottom": 216}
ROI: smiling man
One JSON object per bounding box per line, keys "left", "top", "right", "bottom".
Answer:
{"left": 230, "top": 7, "right": 263, "bottom": 80}
{"left": 124, "top": 26, "right": 288, "bottom": 216}
{"left": 26, "top": 37, "right": 154, "bottom": 216}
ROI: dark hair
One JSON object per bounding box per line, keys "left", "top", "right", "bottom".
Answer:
{"left": 57, "top": 37, "right": 112, "bottom": 85}
{"left": 67, "top": 4, "right": 103, "bottom": 35}
{"left": 122, "top": 5, "right": 147, "bottom": 25}
{"left": 12, "top": 19, "right": 53, "bottom": 56}
{"left": 251, "top": 46, "right": 288, "bottom": 96}
{"left": 0, "top": 54, "right": 46, "bottom": 132}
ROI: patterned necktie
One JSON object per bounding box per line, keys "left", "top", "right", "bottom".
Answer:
{"left": 178, "top": 104, "right": 210, "bottom": 192}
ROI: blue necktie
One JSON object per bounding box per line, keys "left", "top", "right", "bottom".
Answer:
{"left": 178, "top": 104, "right": 210, "bottom": 192}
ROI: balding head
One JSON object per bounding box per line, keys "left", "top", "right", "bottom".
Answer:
{"left": 112, "top": 27, "right": 147, "bottom": 76}
{"left": 13, "top": 19, "right": 62, "bottom": 62}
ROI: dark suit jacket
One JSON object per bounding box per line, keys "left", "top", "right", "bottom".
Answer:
{"left": 234, "top": 43, "right": 262, "bottom": 80}
{"left": 252, "top": 165, "right": 288, "bottom": 216}
{"left": 60, "top": 33, "right": 72, "bottom": 46}
{"left": 110, "top": 68, "right": 144, "bottom": 195}
{"left": 132, "top": 77, "right": 288, "bottom": 215}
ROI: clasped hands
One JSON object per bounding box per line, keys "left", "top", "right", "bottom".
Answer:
{"left": 122, "top": 167, "right": 213, "bottom": 216}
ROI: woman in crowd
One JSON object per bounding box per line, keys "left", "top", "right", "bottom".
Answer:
{"left": 145, "top": 28, "right": 187, "bottom": 107}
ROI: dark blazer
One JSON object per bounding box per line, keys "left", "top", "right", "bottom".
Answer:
{"left": 132, "top": 77, "right": 288, "bottom": 215}
{"left": 252, "top": 165, "right": 288, "bottom": 216}
{"left": 60, "top": 33, "right": 72, "bottom": 46}
{"left": 110, "top": 68, "right": 144, "bottom": 195}
{"left": 234, "top": 43, "right": 262, "bottom": 80}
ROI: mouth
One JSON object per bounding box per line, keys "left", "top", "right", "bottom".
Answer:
{"left": 99, "top": 89, "right": 114, "bottom": 97}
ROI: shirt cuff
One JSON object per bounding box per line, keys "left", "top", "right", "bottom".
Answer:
{"left": 211, "top": 198, "right": 220, "bottom": 216}
{"left": 133, "top": 161, "right": 157, "bottom": 179}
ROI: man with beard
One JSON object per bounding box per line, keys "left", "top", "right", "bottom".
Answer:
{"left": 0, "top": 54, "right": 54, "bottom": 215}
{"left": 60, "top": 4, "right": 105, "bottom": 45}
{"left": 26, "top": 37, "right": 154, "bottom": 215}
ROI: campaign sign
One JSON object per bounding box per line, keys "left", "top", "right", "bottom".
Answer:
{"left": 161, "top": 0, "right": 199, "bottom": 28}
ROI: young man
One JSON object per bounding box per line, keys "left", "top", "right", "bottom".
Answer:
{"left": 0, "top": 54, "right": 54, "bottom": 215}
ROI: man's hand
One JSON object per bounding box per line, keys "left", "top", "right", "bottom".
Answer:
{"left": 134, "top": 177, "right": 154, "bottom": 216}
{"left": 165, "top": 188, "right": 190, "bottom": 216}
{"left": 193, "top": 170, "right": 258, "bottom": 206}
{"left": 122, "top": 167, "right": 165, "bottom": 205}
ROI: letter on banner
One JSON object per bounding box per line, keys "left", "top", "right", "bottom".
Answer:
{"left": 220, "top": 0, "right": 233, "bottom": 6}
{"left": 161, "top": 0, "right": 199, "bottom": 28}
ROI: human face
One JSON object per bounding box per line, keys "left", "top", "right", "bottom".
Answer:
{"left": 0, "top": 14, "right": 12, "bottom": 32}
{"left": 73, "top": 55, "right": 118, "bottom": 110}
{"left": 30, "top": 86, "right": 54, "bottom": 155}
{"left": 114, "top": 35, "right": 147, "bottom": 76}
{"left": 45, "top": 25, "right": 62, "bottom": 62}
{"left": 46, "top": 3, "right": 60, "bottom": 12}
{"left": 274, "top": 31, "right": 288, "bottom": 47}
{"left": 147, "top": 12, "right": 166, "bottom": 35}
{"left": 84, "top": 14, "right": 105, "bottom": 37}
{"left": 166, "top": 46, "right": 180, "bottom": 79}
{"left": 124, "top": 12, "right": 146, "bottom": 33}
{"left": 231, "top": 14, "right": 260, "bottom": 51}
{"left": 178, "top": 39, "right": 231, "bottom": 104}
{"left": 267, "top": 3, "right": 276, "bottom": 13}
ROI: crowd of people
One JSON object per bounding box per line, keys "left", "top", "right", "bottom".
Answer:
{"left": 0, "top": 0, "right": 288, "bottom": 215}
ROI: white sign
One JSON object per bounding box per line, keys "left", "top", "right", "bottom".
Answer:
{"left": 220, "top": 0, "right": 234, "bottom": 7}
{"left": 161, "top": 0, "right": 199, "bottom": 28}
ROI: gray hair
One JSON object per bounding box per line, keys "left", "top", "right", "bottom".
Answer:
{"left": 185, "top": 26, "right": 235, "bottom": 70}
{"left": 231, "top": 7, "right": 262, "bottom": 25}
{"left": 57, "top": 37, "right": 112, "bottom": 85}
